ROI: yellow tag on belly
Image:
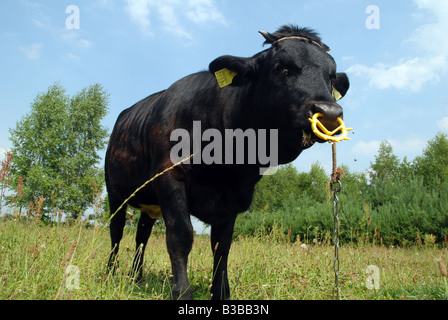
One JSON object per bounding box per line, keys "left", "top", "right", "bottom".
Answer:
{"left": 214, "top": 68, "right": 238, "bottom": 88}
{"left": 136, "top": 204, "right": 162, "bottom": 219}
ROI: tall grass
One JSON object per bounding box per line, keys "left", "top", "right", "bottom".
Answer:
{"left": 1, "top": 218, "right": 447, "bottom": 300}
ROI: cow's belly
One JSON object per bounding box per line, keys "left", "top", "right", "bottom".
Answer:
{"left": 188, "top": 178, "right": 256, "bottom": 225}
{"left": 133, "top": 204, "right": 162, "bottom": 219}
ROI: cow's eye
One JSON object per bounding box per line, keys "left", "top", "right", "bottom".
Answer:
{"left": 273, "top": 63, "right": 284, "bottom": 75}
{"left": 273, "top": 63, "right": 291, "bottom": 78}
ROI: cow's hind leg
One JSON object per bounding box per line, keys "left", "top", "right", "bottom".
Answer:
{"left": 107, "top": 195, "right": 127, "bottom": 274}
{"left": 158, "top": 180, "right": 194, "bottom": 300}
{"left": 131, "top": 212, "right": 155, "bottom": 281}
{"left": 165, "top": 211, "right": 194, "bottom": 300}
{"left": 165, "top": 215, "right": 193, "bottom": 300}
{"left": 210, "top": 215, "right": 237, "bottom": 300}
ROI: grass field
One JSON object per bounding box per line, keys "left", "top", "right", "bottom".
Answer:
{"left": 1, "top": 219, "right": 447, "bottom": 300}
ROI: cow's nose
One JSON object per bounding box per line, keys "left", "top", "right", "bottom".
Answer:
{"left": 312, "top": 103, "right": 343, "bottom": 121}
{"left": 312, "top": 103, "right": 343, "bottom": 132}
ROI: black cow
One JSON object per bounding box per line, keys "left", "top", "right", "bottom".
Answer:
{"left": 105, "top": 25, "right": 349, "bottom": 300}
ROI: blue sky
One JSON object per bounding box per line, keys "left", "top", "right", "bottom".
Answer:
{"left": 1, "top": 0, "right": 448, "bottom": 176}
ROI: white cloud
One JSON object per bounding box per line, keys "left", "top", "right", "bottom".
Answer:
{"left": 408, "top": 0, "right": 448, "bottom": 55}
{"left": 156, "top": 3, "right": 194, "bottom": 41}
{"left": 186, "top": 0, "right": 227, "bottom": 25}
{"left": 389, "top": 138, "right": 425, "bottom": 155}
{"left": 437, "top": 117, "right": 448, "bottom": 131}
{"left": 32, "top": 19, "right": 51, "bottom": 29}
{"left": 19, "top": 43, "right": 43, "bottom": 60}
{"left": 351, "top": 140, "right": 381, "bottom": 156}
{"left": 60, "top": 31, "right": 92, "bottom": 48}
{"left": 351, "top": 138, "right": 425, "bottom": 158}
{"left": 67, "top": 52, "right": 81, "bottom": 61}
{"left": 347, "top": 56, "right": 446, "bottom": 92}
{"left": 125, "top": 0, "right": 153, "bottom": 36}
{"left": 347, "top": 0, "right": 448, "bottom": 92}
{"left": 124, "top": 0, "right": 227, "bottom": 41}
{"left": 77, "top": 38, "right": 92, "bottom": 48}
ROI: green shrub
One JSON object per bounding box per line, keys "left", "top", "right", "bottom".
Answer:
{"left": 234, "top": 176, "right": 448, "bottom": 247}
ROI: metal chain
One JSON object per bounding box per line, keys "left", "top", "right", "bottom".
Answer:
{"left": 331, "top": 142, "right": 341, "bottom": 300}
{"left": 331, "top": 180, "right": 341, "bottom": 300}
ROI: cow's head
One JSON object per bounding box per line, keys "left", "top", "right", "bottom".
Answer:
{"left": 209, "top": 25, "right": 349, "bottom": 155}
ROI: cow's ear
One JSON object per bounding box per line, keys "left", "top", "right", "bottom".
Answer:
{"left": 333, "top": 73, "right": 350, "bottom": 99}
{"left": 209, "top": 55, "right": 257, "bottom": 87}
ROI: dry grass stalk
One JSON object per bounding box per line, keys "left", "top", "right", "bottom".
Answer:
{"left": 64, "top": 241, "right": 77, "bottom": 265}
{"left": 438, "top": 259, "right": 448, "bottom": 277}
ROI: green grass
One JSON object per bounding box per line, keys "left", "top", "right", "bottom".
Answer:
{"left": 0, "top": 218, "right": 447, "bottom": 300}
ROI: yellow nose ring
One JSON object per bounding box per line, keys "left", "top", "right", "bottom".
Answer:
{"left": 308, "top": 113, "right": 353, "bottom": 143}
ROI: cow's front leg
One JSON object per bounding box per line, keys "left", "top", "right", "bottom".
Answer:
{"left": 210, "top": 215, "right": 237, "bottom": 300}
{"left": 159, "top": 180, "right": 193, "bottom": 300}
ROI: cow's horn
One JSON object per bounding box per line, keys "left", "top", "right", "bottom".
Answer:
{"left": 258, "top": 30, "right": 277, "bottom": 44}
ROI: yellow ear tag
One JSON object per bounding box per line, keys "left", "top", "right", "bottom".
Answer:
{"left": 214, "top": 68, "right": 238, "bottom": 88}
{"left": 332, "top": 87, "right": 342, "bottom": 101}
{"left": 308, "top": 113, "right": 353, "bottom": 143}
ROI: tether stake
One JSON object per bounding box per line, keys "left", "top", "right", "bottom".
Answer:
{"left": 330, "top": 142, "right": 342, "bottom": 300}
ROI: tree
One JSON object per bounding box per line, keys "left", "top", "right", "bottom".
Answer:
{"left": 8, "top": 82, "right": 109, "bottom": 220}
{"left": 249, "top": 162, "right": 329, "bottom": 213}
{"left": 0, "top": 151, "right": 13, "bottom": 213}
{"left": 249, "top": 163, "right": 301, "bottom": 213}
{"left": 305, "top": 162, "right": 328, "bottom": 202}
{"left": 414, "top": 132, "right": 448, "bottom": 187}
{"left": 369, "top": 141, "right": 400, "bottom": 181}
{"left": 367, "top": 141, "right": 402, "bottom": 209}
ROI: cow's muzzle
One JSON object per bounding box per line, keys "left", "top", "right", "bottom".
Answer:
{"left": 311, "top": 103, "right": 343, "bottom": 132}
